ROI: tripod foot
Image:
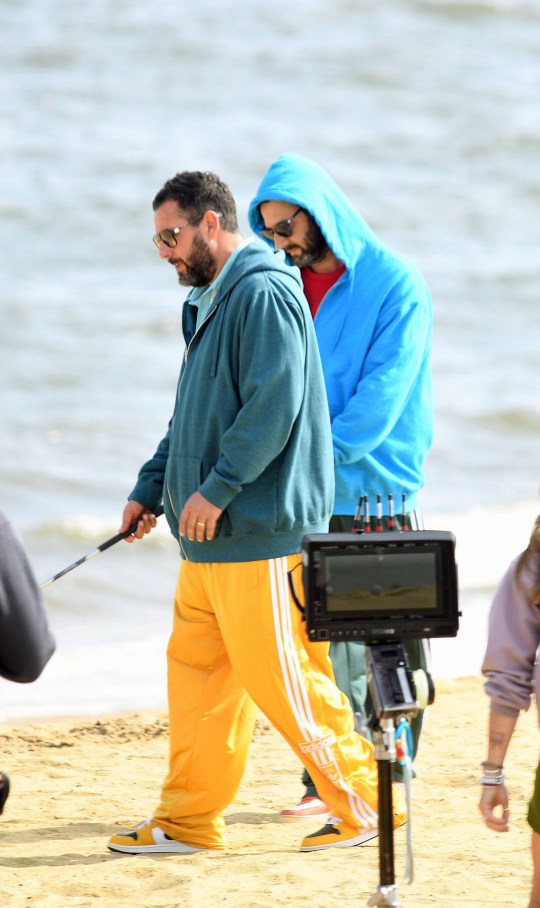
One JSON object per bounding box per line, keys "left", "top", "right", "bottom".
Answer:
{"left": 367, "top": 884, "right": 400, "bottom": 907}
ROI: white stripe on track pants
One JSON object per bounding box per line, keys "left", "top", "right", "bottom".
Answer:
{"left": 153, "top": 555, "right": 405, "bottom": 849}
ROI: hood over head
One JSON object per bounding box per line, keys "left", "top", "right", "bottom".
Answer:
{"left": 248, "top": 152, "right": 377, "bottom": 272}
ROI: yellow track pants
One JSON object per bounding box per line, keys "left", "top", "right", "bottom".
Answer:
{"left": 153, "top": 555, "right": 396, "bottom": 849}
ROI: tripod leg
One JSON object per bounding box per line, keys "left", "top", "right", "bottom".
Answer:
{"left": 378, "top": 757, "right": 395, "bottom": 886}
{"left": 368, "top": 723, "right": 400, "bottom": 907}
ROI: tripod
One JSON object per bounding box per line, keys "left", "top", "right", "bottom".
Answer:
{"left": 365, "top": 641, "right": 432, "bottom": 907}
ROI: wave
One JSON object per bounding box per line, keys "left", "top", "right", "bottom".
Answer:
{"left": 25, "top": 511, "right": 171, "bottom": 546}
{"left": 425, "top": 497, "right": 539, "bottom": 591}
{"left": 22, "top": 495, "right": 540, "bottom": 594}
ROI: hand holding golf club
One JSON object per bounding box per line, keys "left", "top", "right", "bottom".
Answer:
{"left": 40, "top": 503, "right": 164, "bottom": 589}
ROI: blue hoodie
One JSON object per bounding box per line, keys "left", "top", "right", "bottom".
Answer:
{"left": 249, "top": 153, "right": 433, "bottom": 516}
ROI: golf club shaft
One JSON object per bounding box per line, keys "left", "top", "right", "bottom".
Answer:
{"left": 40, "top": 504, "right": 164, "bottom": 589}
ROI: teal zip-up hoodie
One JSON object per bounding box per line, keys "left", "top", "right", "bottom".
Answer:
{"left": 249, "top": 153, "right": 433, "bottom": 516}
{"left": 128, "top": 239, "right": 334, "bottom": 562}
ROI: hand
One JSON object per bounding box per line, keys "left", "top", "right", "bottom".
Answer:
{"left": 179, "top": 491, "right": 223, "bottom": 542}
{"left": 479, "top": 783, "right": 510, "bottom": 832}
{"left": 120, "top": 500, "right": 159, "bottom": 544}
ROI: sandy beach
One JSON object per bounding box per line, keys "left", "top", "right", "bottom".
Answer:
{"left": 0, "top": 676, "right": 537, "bottom": 908}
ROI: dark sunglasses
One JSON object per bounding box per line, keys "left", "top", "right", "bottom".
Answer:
{"left": 152, "top": 213, "right": 205, "bottom": 248}
{"left": 260, "top": 207, "right": 303, "bottom": 241}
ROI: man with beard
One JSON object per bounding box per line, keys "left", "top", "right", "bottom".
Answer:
{"left": 249, "top": 153, "right": 433, "bottom": 820}
{"left": 107, "top": 170, "right": 407, "bottom": 855}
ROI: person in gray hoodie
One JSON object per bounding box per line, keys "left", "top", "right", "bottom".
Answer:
{"left": 0, "top": 509, "right": 56, "bottom": 812}
{"left": 480, "top": 512, "right": 540, "bottom": 908}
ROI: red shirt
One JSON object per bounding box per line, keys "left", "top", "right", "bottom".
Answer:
{"left": 301, "top": 265, "right": 346, "bottom": 318}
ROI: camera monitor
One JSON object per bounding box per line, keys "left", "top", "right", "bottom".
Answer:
{"left": 302, "top": 530, "right": 459, "bottom": 644}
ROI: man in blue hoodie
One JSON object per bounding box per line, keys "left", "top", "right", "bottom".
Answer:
{"left": 107, "top": 170, "right": 407, "bottom": 856}
{"left": 249, "top": 153, "right": 433, "bottom": 819}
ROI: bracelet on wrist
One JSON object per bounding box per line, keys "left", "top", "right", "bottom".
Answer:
{"left": 480, "top": 774, "right": 506, "bottom": 786}
{"left": 480, "top": 762, "right": 505, "bottom": 786}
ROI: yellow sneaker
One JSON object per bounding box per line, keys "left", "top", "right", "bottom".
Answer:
{"left": 107, "top": 819, "right": 211, "bottom": 855}
{"left": 300, "top": 817, "right": 379, "bottom": 851}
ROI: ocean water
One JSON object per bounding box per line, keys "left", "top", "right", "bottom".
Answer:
{"left": 0, "top": 0, "right": 539, "bottom": 721}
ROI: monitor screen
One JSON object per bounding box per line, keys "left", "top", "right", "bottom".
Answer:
{"left": 323, "top": 549, "right": 438, "bottom": 614}
{"left": 301, "top": 531, "right": 460, "bottom": 642}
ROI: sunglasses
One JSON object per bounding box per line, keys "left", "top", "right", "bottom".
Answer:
{"left": 152, "top": 213, "right": 205, "bottom": 249}
{"left": 260, "top": 207, "right": 303, "bottom": 241}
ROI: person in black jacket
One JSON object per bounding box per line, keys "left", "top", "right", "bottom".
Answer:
{"left": 0, "top": 509, "right": 56, "bottom": 812}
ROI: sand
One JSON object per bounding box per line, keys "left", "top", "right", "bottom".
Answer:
{"left": 0, "top": 676, "right": 537, "bottom": 908}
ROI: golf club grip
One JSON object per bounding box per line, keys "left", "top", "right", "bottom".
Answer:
{"left": 99, "top": 503, "right": 165, "bottom": 553}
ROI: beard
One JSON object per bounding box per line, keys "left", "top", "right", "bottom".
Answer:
{"left": 285, "top": 218, "right": 329, "bottom": 269}
{"left": 171, "top": 233, "right": 217, "bottom": 288}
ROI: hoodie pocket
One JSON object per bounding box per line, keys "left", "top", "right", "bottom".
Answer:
{"left": 164, "top": 455, "right": 203, "bottom": 525}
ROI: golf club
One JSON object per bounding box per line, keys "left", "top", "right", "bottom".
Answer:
{"left": 40, "top": 504, "right": 165, "bottom": 589}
